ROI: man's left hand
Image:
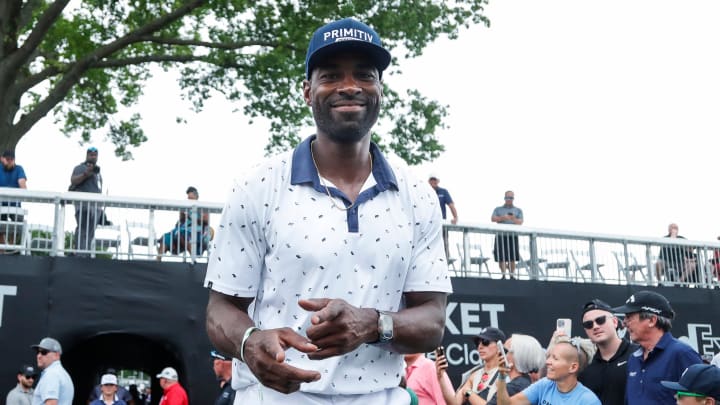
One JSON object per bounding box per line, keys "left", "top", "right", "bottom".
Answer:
{"left": 299, "top": 298, "right": 377, "bottom": 359}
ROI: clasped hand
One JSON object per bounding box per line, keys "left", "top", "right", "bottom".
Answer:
{"left": 243, "top": 298, "right": 376, "bottom": 393}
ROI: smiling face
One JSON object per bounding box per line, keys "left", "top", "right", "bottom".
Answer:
{"left": 544, "top": 343, "right": 578, "bottom": 381}
{"left": 303, "top": 51, "right": 382, "bottom": 144}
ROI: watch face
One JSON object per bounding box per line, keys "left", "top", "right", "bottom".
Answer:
{"left": 378, "top": 312, "right": 394, "bottom": 342}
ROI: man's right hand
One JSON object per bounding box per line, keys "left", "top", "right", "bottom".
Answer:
{"left": 243, "top": 327, "right": 321, "bottom": 394}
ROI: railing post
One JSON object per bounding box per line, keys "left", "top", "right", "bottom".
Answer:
{"left": 645, "top": 244, "right": 654, "bottom": 286}
{"left": 529, "top": 233, "right": 539, "bottom": 280}
{"left": 189, "top": 205, "right": 198, "bottom": 263}
{"left": 589, "top": 240, "right": 597, "bottom": 283}
{"left": 462, "top": 229, "right": 470, "bottom": 277}
{"left": 147, "top": 209, "right": 156, "bottom": 257}
{"left": 51, "top": 197, "right": 65, "bottom": 257}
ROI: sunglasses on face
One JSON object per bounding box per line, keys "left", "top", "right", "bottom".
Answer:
{"left": 582, "top": 315, "right": 608, "bottom": 329}
{"left": 37, "top": 349, "right": 50, "bottom": 356}
{"left": 23, "top": 375, "right": 34, "bottom": 379}
{"left": 504, "top": 197, "right": 514, "bottom": 200}
{"left": 477, "top": 338, "right": 492, "bottom": 347}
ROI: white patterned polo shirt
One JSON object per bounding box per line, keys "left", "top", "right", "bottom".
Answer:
{"left": 204, "top": 135, "right": 453, "bottom": 396}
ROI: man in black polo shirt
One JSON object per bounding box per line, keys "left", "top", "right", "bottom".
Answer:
{"left": 578, "top": 299, "right": 638, "bottom": 405}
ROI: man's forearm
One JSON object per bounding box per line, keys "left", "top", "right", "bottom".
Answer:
{"left": 206, "top": 290, "right": 255, "bottom": 358}
{"left": 389, "top": 292, "right": 447, "bottom": 353}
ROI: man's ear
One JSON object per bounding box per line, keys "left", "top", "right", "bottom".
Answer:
{"left": 303, "top": 79, "right": 312, "bottom": 106}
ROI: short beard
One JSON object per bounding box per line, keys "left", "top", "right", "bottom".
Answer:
{"left": 311, "top": 101, "right": 379, "bottom": 144}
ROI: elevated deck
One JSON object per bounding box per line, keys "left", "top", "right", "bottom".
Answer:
{"left": 1, "top": 189, "right": 719, "bottom": 403}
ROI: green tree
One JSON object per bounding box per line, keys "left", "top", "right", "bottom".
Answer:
{"left": 0, "top": 1, "right": 489, "bottom": 163}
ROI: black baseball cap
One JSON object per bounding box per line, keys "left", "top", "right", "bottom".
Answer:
{"left": 661, "top": 364, "right": 720, "bottom": 400}
{"left": 19, "top": 365, "right": 36, "bottom": 377}
{"left": 186, "top": 186, "right": 198, "bottom": 195}
{"left": 613, "top": 290, "right": 675, "bottom": 319}
{"left": 581, "top": 299, "right": 614, "bottom": 318}
{"left": 305, "top": 18, "right": 391, "bottom": 79}
{"left": 2, "top": 150, "right": 15, "bottom": 159}
{"left": 472, "top": 327, "right": 507, "bottom": 345}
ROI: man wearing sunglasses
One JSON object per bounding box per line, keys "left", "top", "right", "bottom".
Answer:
{"left": 6, "top": 365, "right": 36, "bottom": 405}
{"left": 613, "top": 291, "right": 702, "bottom": 405}
{"left": 661, "top": 364, "right": 720, "bottom": 405}
{"left": 577, "top": 299, "right": 638, "bottom": 405}
{"left": 491, "top": 191, "right": 524, "bottom": 280}
{"left": 31, "top": 337, "right": 74, "bottom": 405}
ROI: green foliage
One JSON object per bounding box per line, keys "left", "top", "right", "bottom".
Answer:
{"left": 0, "top": 0, "right": 490, "bottom": 163}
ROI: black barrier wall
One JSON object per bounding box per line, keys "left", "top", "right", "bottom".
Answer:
{"left": 1, "top": 256, "right": 719, "bottom": 402}
{"left": 0, "top": 256, "right": 216, "bottom": 405}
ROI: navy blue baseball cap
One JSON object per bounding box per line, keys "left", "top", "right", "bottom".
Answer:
{"left": 305, "top": 18, "right": 391, "bottom": 79}
{"left": 661, "top": 364, "right": 720, "bottom": 400}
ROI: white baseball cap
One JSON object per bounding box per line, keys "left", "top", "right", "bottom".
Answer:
{"left": 100, "top": 374, "right": 118, "bottom": 385}
{"left": 156, "top": 367, "right": 178, "bottom": 381}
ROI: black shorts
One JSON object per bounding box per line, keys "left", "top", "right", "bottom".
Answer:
{"left": 494, "top": 233, "right": 520, "bottom": 262}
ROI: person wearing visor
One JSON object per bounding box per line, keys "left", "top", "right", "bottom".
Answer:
{"left": 205, "top": 17, "right": 451, "bottom": 405}
{"left": 613, "top": 290, "right": 702, "bottom": 405}
{"left": 210, "top": 351, "right": 235, "bottom": 405}
{"left": 578, "top": 299, "right": 638, "bottom": 405}
{"left": 661, "top": 364, "right": 720, "bottom": 405}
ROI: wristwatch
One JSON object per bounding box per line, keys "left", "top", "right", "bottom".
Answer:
{"left": 464, "top": 389, "right": 473, "bottom": 398}
{"left": 376, "top": 310, "right": 394, "bottom": 343}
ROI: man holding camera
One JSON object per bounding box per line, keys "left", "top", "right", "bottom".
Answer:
{"left": 69, "top": 146, "right": 103, "bottom": 254}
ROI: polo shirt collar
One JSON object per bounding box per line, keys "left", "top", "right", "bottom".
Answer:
{"left": 654, "top": 332, "right": 673, "bottom": 350}
{"left": 290, "top": 135, "right": 398, "bottom": 191}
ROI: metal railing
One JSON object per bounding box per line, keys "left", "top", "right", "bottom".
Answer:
{"left": 3, "top": 188, "right": 720, "bottom": 287}
{"left": 446, "top": 223, "right": 720, "bottom": 288}
{"left": 0, "top": 188, "right": 222, "bottom": 263}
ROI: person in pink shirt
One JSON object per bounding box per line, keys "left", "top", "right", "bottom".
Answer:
{"left": 405, "top": 353, "right": 451, "bottom": 405}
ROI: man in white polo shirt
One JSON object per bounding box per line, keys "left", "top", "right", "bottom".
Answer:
{"left": 204, "top": 17, "right": 452, "bottom": 405}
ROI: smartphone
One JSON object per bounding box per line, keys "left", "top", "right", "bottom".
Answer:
{"left": 556, "top": 318, "right": 572, "bottom": 336}
{"left": 497, "top": 340, "right": 508, "bottom": 366}
{"left": 436, "top": 346, "right": 445, "bottom": 357}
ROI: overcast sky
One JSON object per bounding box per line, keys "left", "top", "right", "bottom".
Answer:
{"left": 15, "top": 0, "right": 720, "bottom": 241}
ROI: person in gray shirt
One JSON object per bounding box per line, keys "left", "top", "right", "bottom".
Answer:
{"left": 6, "top": 365, "right": 36, "bottom": 405}
{"left": 68, "top": 147, "right": 103, "bottom": 255}
{"left": 491, "top": 191, "right": 524, "bottom": 279}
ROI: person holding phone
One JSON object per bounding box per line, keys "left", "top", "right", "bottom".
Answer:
{"left": 435, "top": 327, "right": 506, "bottom": 405}
{"left": 404, "top": 351, "right": 452, "bottom": 405}
{"left": 491, "top": 191, "right": 523, "bottom": 280}
{"left": 491, "top": 335, "right": 545, "bottom": 404}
